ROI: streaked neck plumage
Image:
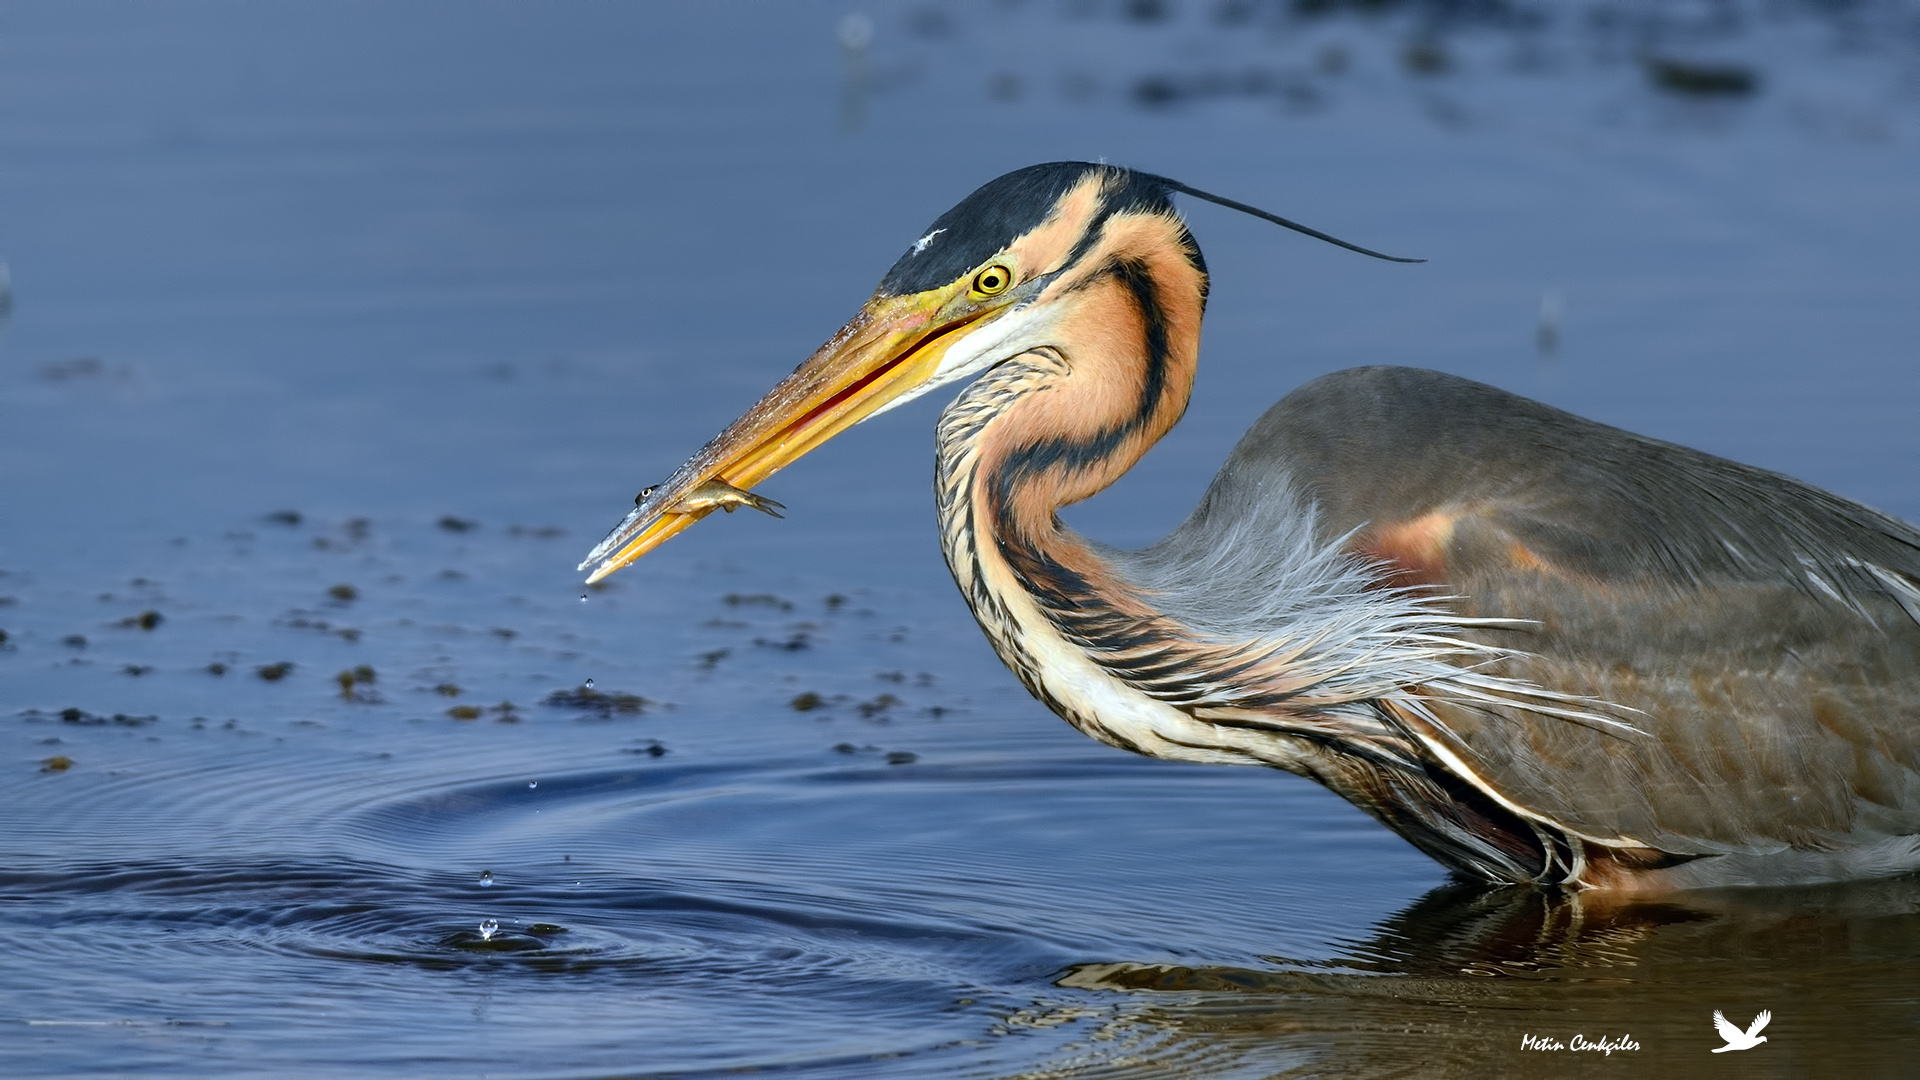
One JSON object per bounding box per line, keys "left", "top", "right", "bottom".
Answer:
{"left": 933, "top": 207, "right": 1209, "bottom": 747}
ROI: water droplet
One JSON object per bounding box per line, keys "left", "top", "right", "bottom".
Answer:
{"left": 579, "top": 593, "right": 588, "bottom": 603}
{"left": 584, "top": 678, "right": 594, "bottom": 689}
{"left": 478, "top": 870, "right": 493, "bottom": 887}
{"left": 478, "top": 919, "right": 499, "bottom": 942}
{"left": 528, "top": 780, "right": 538, "bottom": 789}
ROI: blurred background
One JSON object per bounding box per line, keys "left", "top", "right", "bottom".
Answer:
{"left": 2, "top": 2, "right": 1917, "bottom": 1077}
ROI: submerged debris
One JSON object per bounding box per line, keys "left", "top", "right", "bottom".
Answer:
{"left": 1645, "top": 57, "right": 1759, "bottom": 97}
{"left": 40, "top": 755, "right": 73, "bottom": 773}
{"left": 831, "top": 742, "right": 915, "bottom": 765}
{"left": 281, "top": 612, "right": 361, "bottom": 643}
{"left": 543, "top": 685, "right": 649, "bottom": 717}
{"left": 36, "top": 357, "right": 117, "bottom": 381}
{"left": 257, "top": 661, "right": 294, "bottom": 682}
{"left": 58, "top": 708, "right": 155, "bottom": 726}
{"left": 725, "top": 593, "right": 793, "bottom": 611}
{"left": 336, "top": 665, "right": 379, "bottom": 701}
{"left": 1402, "top": 38, "right": 1450, "bottom": 76}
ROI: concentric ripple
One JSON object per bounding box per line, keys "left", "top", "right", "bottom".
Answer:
{"left": 0, "top": 853, "right": 1052, "bottom": 1077}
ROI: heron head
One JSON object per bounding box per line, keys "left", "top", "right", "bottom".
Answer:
{"left": 578, "top": 162, "right": 1414, "bottom": 582}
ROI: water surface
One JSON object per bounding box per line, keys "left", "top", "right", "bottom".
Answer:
{"left": 4, "top": 2, "right": 1918, "bottom": 1075}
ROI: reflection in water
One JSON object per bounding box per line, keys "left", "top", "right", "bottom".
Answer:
{"left": 1048, "top": 878, "right": 1920, "bottom": 1076}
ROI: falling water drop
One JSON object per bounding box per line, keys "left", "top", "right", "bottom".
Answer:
{"left": 1537, "top": 288, "right": 1564, "bottom": 359}
{"left": 528, "top": 780, "right": 538, "bottom": 789}
{"left": 579, "top": 593, "right": 589, "bottom": 603}
{"left": 584, "top": 678, "right": 595, "bottom": 689}
{"left": 479, "top": 870, "right": 494, "bottom": 887}
{"left": 478, "top": 919, "right": 499, "bottom": 942}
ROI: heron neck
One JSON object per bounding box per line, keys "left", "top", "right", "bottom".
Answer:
{"left": 941, "top": 244, "right": 1201, "bottom": 562}
{"left": 933, "top": 247, "right": 1205, "bottom": 688}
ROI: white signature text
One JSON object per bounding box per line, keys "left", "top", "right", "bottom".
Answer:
{"left": 1521, "top": 1033, "right": 1641, "bottom": 1056}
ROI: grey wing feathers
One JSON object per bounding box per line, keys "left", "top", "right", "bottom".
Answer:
{"left": 1247, "top": 367, "right": 1920, "bottom": 604}
{"left": 1215, "top": 367, "right": 1920, "bottom": 861}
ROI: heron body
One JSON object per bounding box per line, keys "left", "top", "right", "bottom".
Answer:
{"left": 582, "top": 162, "right": 1920, "bottom": 893}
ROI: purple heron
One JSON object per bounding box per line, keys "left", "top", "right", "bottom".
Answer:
{"left": 581, "top": 162, "right": 1920, "bottom": 894}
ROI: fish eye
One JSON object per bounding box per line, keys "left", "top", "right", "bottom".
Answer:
{"left": 971, "top": 264, "right": 1013, "bottom": 297}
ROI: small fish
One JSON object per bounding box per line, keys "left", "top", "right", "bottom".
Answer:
{"left": 635, "top": 479, "right": 785, "bottom": 518}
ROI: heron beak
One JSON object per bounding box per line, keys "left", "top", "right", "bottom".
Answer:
{"left": 578, "top": 289, "right": 989, "bottom": 582}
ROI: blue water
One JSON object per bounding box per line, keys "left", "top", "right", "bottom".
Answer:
{"left": 4, "top": 2, "right": 1918, "bottom": 1075}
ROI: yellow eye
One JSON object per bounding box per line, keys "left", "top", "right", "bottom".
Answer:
{"left": 971, "top": 264, "right": 1013, "bottom": 297}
